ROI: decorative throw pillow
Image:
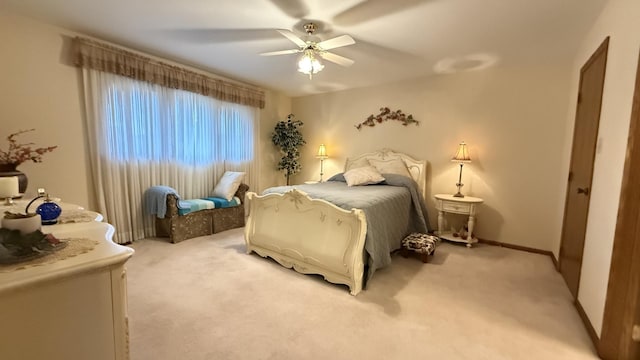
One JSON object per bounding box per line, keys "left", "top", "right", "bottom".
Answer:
{"left": 212, "top": 171, "right": 245, "bottom": 201}
{"left": 345, "top": 157, "right": 370, "bottom": 172}
{"left": 368, "top": 158, "right": 411, "bottom": 179}
{"left": 343, "top": 166, "right": 385, "bottom": 186}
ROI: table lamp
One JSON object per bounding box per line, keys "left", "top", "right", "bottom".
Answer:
{"left": 451, "top": 141, "right": 471, "bottom": 197}
{"left": 0, "top": 176, "right": 20, "bottom": 205}
{"left": 316, "top": 144, "right": 328, "bottom": 182}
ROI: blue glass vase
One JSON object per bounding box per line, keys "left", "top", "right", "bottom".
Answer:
{"left": 36, "top": 198, "right": 62, "bottom": 225}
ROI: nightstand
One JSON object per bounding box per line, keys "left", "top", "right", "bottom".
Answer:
{"left": 303, "top": 180, "right": 319, "bottom": 184}
{"left": 434, "top": 194, "right": 484, "bottom": 248}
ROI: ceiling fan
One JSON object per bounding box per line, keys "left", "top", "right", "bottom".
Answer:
{"left": 260, "top": 22, "right": 356, "bottom": 78}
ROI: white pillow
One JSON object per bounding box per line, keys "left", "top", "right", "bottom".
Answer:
{"left": 368, "top": 158, "right": 411, "bottom": 178}
{"left": 212, "top": 171, "right": 245, "bottom": 201}
{"left": 345, "top": 157, "right": 370, "bottom": 171}
{"left": 343, "top": 166, "right": 385, "bottom": 186}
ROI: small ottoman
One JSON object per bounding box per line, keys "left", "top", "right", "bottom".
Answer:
{"left": 401, "top": 233, "right": 440, "bottom": 263}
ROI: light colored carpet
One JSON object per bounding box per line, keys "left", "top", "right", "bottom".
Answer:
{"left": 127, "top": 229, "right": 598, "bottom": 360}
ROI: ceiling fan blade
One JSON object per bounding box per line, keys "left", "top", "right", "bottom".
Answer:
{"left": 333, "top": 0, "right": 428, "bottom": 26}
{"left": 319, "top": 52, "right": 355, "bottom": 67}
{"left": 260, "top": 49, "right": 301, "bottom": 56}
{"left": 160, "top": 28, "right": 282, "bottom": 44}
{"left": 316, "top": 35, "right": 356, "bottom": 51}
{"left": 268, "top": 0, "right": 310, "bottom": 19}
{"left": 276, "top": 29, "right": 307, "bottom": 48}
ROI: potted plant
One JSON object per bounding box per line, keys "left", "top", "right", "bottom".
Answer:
{"left": 0, "top": 129, "right": 57, "bottom": 194}
{"left": 271, "top": 114, "right": 306, "bottom": 185}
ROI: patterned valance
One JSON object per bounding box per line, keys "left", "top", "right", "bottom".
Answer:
{"left": 72, "top": 37, "right": 265, "bottom": 109}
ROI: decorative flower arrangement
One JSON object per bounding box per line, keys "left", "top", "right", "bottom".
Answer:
{"left": 355, "top": 107, "right": 419, "bottom": 130}
{"left": 0, "top": 129, "right": 57, "bottom": 166}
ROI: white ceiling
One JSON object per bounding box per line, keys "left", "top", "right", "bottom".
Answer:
{"left": 0, "top": 0, "right": 607, "bottom": 97}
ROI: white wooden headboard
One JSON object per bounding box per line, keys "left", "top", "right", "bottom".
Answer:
{"left": 344, "top": 149, "right": 427, "bottom": 197}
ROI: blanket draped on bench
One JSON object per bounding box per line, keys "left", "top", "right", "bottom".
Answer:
{"left": 178, "top": 197, "right": 241, "bottom": 215}
{"left": 143, "top": 185, "right": 179, "bottom": 218}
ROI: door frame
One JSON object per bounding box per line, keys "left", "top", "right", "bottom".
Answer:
{"left": 599, "top": 48, "right": 640, "bottom": 359}
{"left": 558, "top": 37, "right": 610, "bottom": 295}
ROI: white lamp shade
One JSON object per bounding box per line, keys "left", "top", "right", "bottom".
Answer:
{"left": 316, "top": 144, "right": 328, "bottom": 159}
{"left": 452, "top": 141, "right": 471, "bottom": 163}
{"left": 0, "top": 176, "right": 20, "bottom": 198}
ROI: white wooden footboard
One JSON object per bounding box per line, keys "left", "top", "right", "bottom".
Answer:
{"left": 244, "top": 189, "right": 367, "bottom": 295}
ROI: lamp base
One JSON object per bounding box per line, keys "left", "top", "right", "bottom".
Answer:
{"left": 453, "top": 183, "right": 465, "bottom": 198}
{"left": 318, "top": 157, "right": 326, "bottom": 183}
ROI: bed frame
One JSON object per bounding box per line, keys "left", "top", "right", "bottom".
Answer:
{"left": 244, "top": 149, "right": 427, "bottom": 295}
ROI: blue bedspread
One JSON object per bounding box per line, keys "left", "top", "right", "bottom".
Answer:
{"left": 263, "top": 174, "right": 430, "bottom": 281}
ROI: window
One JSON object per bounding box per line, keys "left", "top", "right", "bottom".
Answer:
{"left": 103, "top": 82, "right": 254, "bottom": 166}
{"left": 83, "top": 69, "right": 258, "bottom": 244}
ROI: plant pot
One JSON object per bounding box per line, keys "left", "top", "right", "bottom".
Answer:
{"left": 1, "top": 214, "right": 42, "bottom": 235}
{"left": 0, "top": 163, "right": 27, "bottom": 195}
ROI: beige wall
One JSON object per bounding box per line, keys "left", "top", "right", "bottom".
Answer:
{"left": 560, "top": 0, "right": 640, "bottom": 338}
{"left": 292, "top": 63, "right": 573, "bottom": 250}
{"left": 0, "top": 11, "right": 90, "bottom": 207}
{"left": 0, "top": 11, "right": 290, "bottom": 209}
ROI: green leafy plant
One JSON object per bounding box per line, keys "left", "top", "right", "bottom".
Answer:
{"left": 271, "top": 114, "right": 306, "bottom": 185}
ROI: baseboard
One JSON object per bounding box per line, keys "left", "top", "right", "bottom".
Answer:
{"left": 551, "top": 253, "right": 559, "bottom": 271}
{"left": 478, "top": 238, "right": 551, "bottom": 255}
{"left": 575, "top": 299, "right": 601, "bottom": 354}
{"left": 478, "top": 238, "right": 558, "bottom": 268}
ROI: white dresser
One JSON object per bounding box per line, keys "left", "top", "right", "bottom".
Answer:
{"left": 0, "top": 207, "right": 134, "bottom": 360}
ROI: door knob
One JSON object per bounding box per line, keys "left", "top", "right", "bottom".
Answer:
{"left": 577, "top": 187, "right": 590, "bottom": 195}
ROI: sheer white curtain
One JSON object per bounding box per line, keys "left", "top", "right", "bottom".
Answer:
{"left": 82, "top": 69, "right": 259, "bottom": 243}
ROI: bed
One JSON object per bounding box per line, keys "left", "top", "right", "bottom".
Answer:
{"left": 244, "top": 149, "right": 429, "bottom": 295}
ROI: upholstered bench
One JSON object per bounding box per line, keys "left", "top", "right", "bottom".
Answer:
{"left": 401, "top": 233, "right": 440, "bottom": 263}
{"left": 155, "top": 184, "right": 248, "bottom": 243}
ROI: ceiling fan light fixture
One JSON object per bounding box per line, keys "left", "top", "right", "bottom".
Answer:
{"left": 262, "top": 22, "right": 354, "bottom": 78}
{"left": 297, "top": 49, "right": 324, "bottom": 79}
